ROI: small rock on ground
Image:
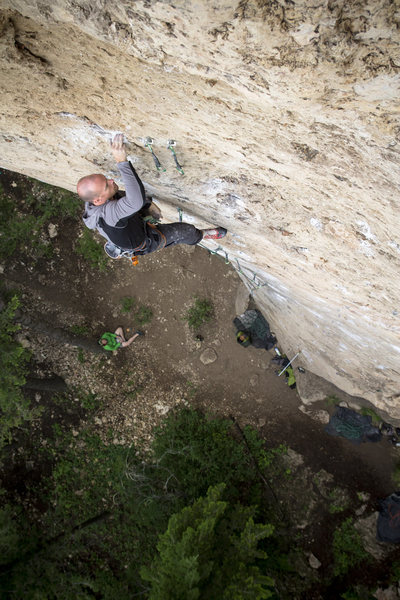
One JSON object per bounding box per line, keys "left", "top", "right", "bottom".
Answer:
{"left": 200, "top": 347, "right": 218, "bottom": 365}
{"left": 298, "top": 405, "right": 330, "bottom": 424}
{"left": 250, "top": 374, "right": 259, "bottom": 387}
{"left": 308, "top": 553, "right": 321, "bottom": 569}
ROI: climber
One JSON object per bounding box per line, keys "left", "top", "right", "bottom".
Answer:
{"left": 99, "top": 327, "right": 144, "bottom": 351}
{"left": 77, "top": 134, "right": 227, "bottom": 259}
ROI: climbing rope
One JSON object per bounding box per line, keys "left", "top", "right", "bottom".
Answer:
{"left": 177, "top": 207, "right": 269, "bottom": 293}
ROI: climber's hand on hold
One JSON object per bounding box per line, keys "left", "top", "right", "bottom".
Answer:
{"left": 111, "top": 133, "right": 127, "bottom": 163}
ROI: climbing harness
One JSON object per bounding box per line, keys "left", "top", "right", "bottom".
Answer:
{"left": 103, "top": 222, "right": 166, "bottom": 266}
{"left": 104, "top": 241, "right": 141, "bottom": 265}
{"left": 147, "top": 221, "right": 167, "bottom": 252}
{"left": 144, "top": 137, "right": 166, "bottom": 172}
{"left": 167, "top": 140, "right": 184, "bottom": 175}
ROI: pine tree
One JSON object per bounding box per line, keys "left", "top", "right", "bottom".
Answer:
{"left": 141, "top": 483, "right": 275, "bottom": 600}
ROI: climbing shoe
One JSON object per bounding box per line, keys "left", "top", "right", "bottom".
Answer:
{"left": 202, "top": 227, "right": 227, "bottom": 240}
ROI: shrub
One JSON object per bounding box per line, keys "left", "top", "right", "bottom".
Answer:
{"left": 75, "top": 228, "right": 108, "bottom": 271}
{"left": 69, "top": 324, "right": 90, "bottom": 336}
{"left": 27, "top": 179, "right": 81, "bottom": 220}
{"left": 0, "top": 295, "right": 37, "bottom": 447}
{"left": 120, "top": 297, "right": 152, "bottom": 325}
{"left": 360, "top": 407, "right": 381, "bottom": 426}
{"left": 325, "top": 395, "right": 341, "bottom": 407}
{"left": 147, "top": 407, "right": 278, "bottom": 506}
{"left": 341, "top": 587, "right": 376, "bottom": 600}
{"left": 0, "top": 503, "right": 20, "bottom": 565}
{"left": 120, "top": 296, "right": 136, "bottom": 313}
{"left": 0, "top": 179, "right": 80, "bottom": 261}
{"left": 135, "top": 305, "right": 153, "bottom": 325}
{"left": 48, "top": 431, "right": 127, "bottom": 525}
{"left": 332, "top": 518, "right": 370, "bottom": 577}
{"left": 184, "top": 297, "right": 213, "bottom": 330}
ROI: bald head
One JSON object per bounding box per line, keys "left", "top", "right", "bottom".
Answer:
{"left": 77, "top": 174, "right": 119, "bottom": 205}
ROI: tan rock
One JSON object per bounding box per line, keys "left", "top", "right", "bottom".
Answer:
{"left": 298, "top": 405, "right": 330, "bottom": 425}
{"left": 355, "top": 513, "right": 392, "bottom": 561}
{"left": 200, "top": 347, "right": 218, "bottom": 365}
{"left": 235, "top": 283, "right": 250, "bottom": 315}
{"left": 373, "top": 586, "right": 399, "bottom": 600}
{"left": 308, "top": 553, "right": 321, "bottom": 569}
{"left": 48, "top": 223, "right": 58, "bottom": 238}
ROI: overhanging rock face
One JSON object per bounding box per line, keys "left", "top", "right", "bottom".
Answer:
{"left": 1, "top": 1, "right": 399, "bottom": 413}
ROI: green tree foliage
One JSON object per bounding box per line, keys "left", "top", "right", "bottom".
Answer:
{"left": 332, "top": 517, "right": 370, "bottom": 577}
{"left": 0, "top": 503, "right": 20, "bottom": 565}
{"left": 49, "top": 432, "right": 127, "bottom": 525}
{"left": 0, "top": 295, "right": 35, "bottom": 447}
{"left": 141, "top": 483, "right": 274, "bottom": 600}
{"left": 0, "top": 408, "right": 284, "bottom": 599}
{"left": 0, "top": 180, "right": 80, "bottom": 261}
{"left": 148, "top": 407, "right": 275, "bottom": 505}
{"left": 341, "top": 586, "right": 376, "bottom": 600}
{"left": 0, "top": 429, "right": 133, "bottom": 599}
{"left": 75, "top": 228, "right": 108, "bottom": 271}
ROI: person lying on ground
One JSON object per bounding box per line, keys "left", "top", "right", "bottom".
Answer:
{"left": 236, "top": 331, "right": 251, "bottom": 347}
{"left": 99, "top": 327, "right": 144, "bottom": 351}
{"left": 77, "top": 134, "right": 227, "bottom": 258}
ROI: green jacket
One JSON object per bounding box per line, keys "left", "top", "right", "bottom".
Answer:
{"left": 286, "top": 366, "right": 296, "bottom": 387}
{"left": 100, "top": 332, "right": 121, "bottom": 351}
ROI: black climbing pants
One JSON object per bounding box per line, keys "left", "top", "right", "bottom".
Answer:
{"left": 137, "top": 222, "right": 203, "bottom": 256}
{"left": 157, "top": 222, "right": 203, "bottom": 247}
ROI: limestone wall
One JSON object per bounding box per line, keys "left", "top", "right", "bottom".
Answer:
{"left": 1, "top": 1, "right": 399, "bottom": 413}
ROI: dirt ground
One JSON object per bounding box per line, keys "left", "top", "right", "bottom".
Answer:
{"left": 2, "top": 168, "right": 400, "bottom": 589}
